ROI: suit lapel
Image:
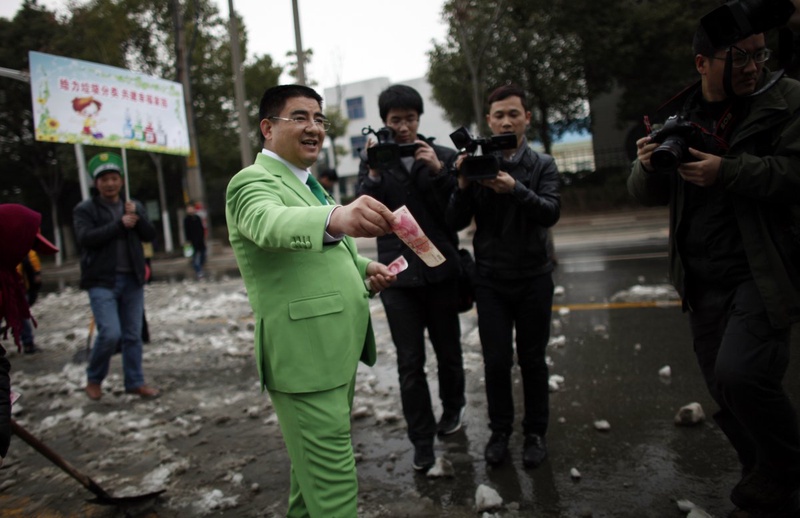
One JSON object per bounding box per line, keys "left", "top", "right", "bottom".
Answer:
{"left": 255, "top": 153, "right": 319, "bottom": 207}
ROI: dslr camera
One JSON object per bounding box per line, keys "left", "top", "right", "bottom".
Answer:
{"left": 362, "top": 126, "right": 420, "bottom": 170}
{"left": 648, "top": 115, "right": 711, "bottom": 173}
{"left": 449, "top": 126, "right": 517, "bottom": 180}
{"left": 701, "top": 0, "right": 795, "bottom": 48}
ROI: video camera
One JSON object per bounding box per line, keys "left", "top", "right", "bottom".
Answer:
{"left": 449, "top": 126, "right": 517, "bottom": 180}
{"left": 362, "top": 126, "right": 420, "bottom": 170}
{"left": 647, "top": 115, "right": 716, "bottom": 173}
{"left": 700, "top": 0, "right": 795, "bottom": 48}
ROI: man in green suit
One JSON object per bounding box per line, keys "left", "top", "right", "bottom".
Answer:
{"left": 226, "top": 84, "right": 398, "bottom": 517}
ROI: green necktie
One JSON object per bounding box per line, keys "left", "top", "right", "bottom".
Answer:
{"left": 305, "top": 174, "right": 328, "bottom": 205}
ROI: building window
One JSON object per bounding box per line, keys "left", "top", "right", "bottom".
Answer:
{"left": 350, "top": 135, "right": 366, "bottom": 158}
{"left": 346, "top": 97, "right": 365, "bottom": 120}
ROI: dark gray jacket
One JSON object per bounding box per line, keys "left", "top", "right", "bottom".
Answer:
{"left": 628, "top": 73, "right": 800, "bottom": 328}
{"left": 73, "top": 196, "right": 156, "bottom": 290}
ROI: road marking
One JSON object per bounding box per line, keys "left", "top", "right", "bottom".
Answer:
{"left": 553, "top": 300, "right": 681, "bottom": 311}
{"left": 557, "top": 252, "right": 667, "bottom": 264}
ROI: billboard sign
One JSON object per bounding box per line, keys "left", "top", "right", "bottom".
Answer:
{"left": 29, "top": 51, "right": 190, "bottom": 156}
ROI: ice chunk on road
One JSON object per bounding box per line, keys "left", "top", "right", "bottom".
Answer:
{"left": 427, "top": 457, "right": 454, "bottom": 478}
{"left": 674, "top": 402, "right": 705, "bottom": 426}
{"left": 593, "top": 419, "right": 611, "bottom": 431}
{"left": 475, "top": 484, "right": 503, "bottom": 512}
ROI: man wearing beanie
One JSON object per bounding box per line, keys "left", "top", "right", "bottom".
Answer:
{"left": 73, "top": 152, "right": 159, "bottom": 400}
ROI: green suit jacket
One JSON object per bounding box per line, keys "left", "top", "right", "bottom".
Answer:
{"left": 226, "top": 153, "right": 377, "bottom": 393}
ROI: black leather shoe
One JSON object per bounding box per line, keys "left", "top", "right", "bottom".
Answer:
{"left": 412, "top": 443, "right": 435, "bottom": 471}
{"left": 437, "top": 406, "right": 466, "bottom": 436}
{"left": 522, "top": 433, "right": 547, "bottom": 468}
{"left": 484, "top": 432, "right": 510, "bottom": 466}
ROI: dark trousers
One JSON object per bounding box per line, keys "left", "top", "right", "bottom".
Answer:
{"left": 381, "top": 280, "right": 465, "bottom": 446}
{"left": 475, "top": 273, "right": 553, "bottom": 436}
{"left": 689, "top": 279, "right": 800, "bottom": 483}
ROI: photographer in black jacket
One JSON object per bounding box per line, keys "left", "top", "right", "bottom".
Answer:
{"left": 357, "top": 84, "right": 465, "bottom": 472}
{"left": 447, "top": 84, "right": 560, "bottom": 469}
{"left": 629, "top": 20, "right": 800, "bottom": 515}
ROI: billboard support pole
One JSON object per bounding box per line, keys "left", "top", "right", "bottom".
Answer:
{"left": 121, "top": 147, "right": 130, "bottom": 203}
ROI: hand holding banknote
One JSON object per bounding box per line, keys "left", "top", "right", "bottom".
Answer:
{"left": 328, "top": 195, "right": 396, "bottom": 238}
{"left": 364, "top": 260, "right": 398, "bottom": 294}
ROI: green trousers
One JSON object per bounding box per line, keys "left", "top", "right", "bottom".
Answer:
{"left": 269, "top": 376, "right": 357, "bottom": 518}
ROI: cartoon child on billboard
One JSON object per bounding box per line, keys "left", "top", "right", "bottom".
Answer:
{"left": 72, "top": 96, "right": 103, "bottom": 139}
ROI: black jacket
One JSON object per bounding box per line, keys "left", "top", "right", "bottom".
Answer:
{"left": 183, "top": 214, "right": 206, "bottom": 251}
{"left": 73, "top": 196, "right": 156, "bottom": 290}
{"left": 629, "top": 73, "right": 800, "bottom": 327}
{"left": 357, "top": 136, "right": 459, "bottom": 288}
{"left": 447, "top": 144, "right": 561, "bottom": 280}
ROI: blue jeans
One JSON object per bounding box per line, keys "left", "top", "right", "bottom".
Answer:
{"left": 192, "top": 248, "right": 207, "bottom": 276}
{"left": 87, "top": 273, "right": 145, "bottom": 391}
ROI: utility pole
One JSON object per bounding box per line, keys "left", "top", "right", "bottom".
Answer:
{"left": 170, "top": 0, "right": 207, "bottom": 211}
{"left": 227, "top": 0, "right": 252, "bottom": 168}
{"left": 292, "top": 0, "right": 306, "bottom": 85}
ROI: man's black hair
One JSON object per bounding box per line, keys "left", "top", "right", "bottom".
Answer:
{"left": 487, "top": 84, "right": 529, "bottom": 112}
{"left": 320, "top": 168, "right": 338, "bottom": 181}
{"left": 378, "top": 84, "right": 424, "bottom": 122}
{"left": 258, "top": 84, "right": 323, "bottom": 126}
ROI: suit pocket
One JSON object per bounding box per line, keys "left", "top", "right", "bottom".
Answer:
{"left": 288, "top": 292, "right": 345, "bottom": 320}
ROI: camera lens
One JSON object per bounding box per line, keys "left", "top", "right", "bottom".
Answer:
{"left": 650, "top": 136, "right": 685, "bottom": 172}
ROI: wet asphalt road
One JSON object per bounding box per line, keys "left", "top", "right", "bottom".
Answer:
{"left": 352, "top": 213, "right": 800, "bottom": 518}
{"left": 10, "top": 208, "right": 800, "bottom": 517}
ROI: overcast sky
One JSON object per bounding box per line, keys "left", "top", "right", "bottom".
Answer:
{"left": 0, "top": 0, "right": 450, "bottom": 92}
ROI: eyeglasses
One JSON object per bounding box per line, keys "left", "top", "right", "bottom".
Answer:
{"left": 268, "top": 116, "right": 331, "bottom": 131}
{"left": 386, "top": 117, "right": 419, "bottom": 128}
{"left": 710, "top": 46, "right": 771, "bottom": 68}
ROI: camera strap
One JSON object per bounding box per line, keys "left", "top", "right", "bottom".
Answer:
{"left": 681, "top": 92, "right": 735, "bottom": 153}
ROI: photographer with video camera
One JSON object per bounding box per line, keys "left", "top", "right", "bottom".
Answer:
{"left": 446, "top": 84, "right": 560, "bottom": 469}
{"left": 356, "top": 84, "right": 466, "bottom": 472}
{"left": 629, "top": 12, "right": 800, "bottom": 515}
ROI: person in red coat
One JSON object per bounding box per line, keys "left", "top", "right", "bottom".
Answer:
{"left": 0, "top": 204, "right": 58, "bottom": 466}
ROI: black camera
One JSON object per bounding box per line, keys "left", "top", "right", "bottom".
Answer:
{"left": 449, "top": 126, "right": 517, "bottom": 180}
{"left": 648, "top": 116, "right": 710, "bottom": 173}
{"left": 362, "top": 126, "right": 420, "bottom": 170}
{"left": 701, "top": 0, "right": 795, "bottom": 48}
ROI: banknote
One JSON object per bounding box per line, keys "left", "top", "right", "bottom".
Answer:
{"left": 387, "top": 255, "right": 409, "bottom": 274}
{"left": 392, "top": 205, "right": 446, "bottom": 267}
{"left": 364, "top": 255, "right": 409, "bottom": 293}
